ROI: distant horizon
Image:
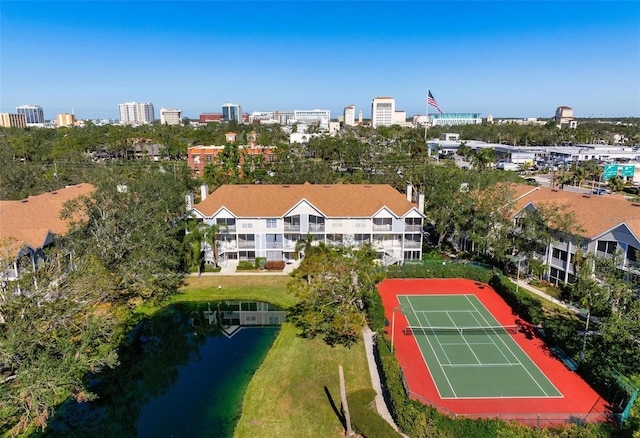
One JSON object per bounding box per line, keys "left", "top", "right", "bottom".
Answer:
{"left": 2, "top": 1, "right": 639, "bottom": 120}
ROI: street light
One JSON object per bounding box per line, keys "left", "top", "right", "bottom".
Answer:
{"left": 391, "top": 305, "right": 407, "bottom": 354}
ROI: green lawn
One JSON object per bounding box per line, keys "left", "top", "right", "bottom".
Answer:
{"left": 234, "top": 323, "right": 371, "bottom": 438}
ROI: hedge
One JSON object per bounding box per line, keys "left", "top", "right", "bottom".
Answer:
{"left": 346, "top": 388, "right": 403, "bottom": 438}
{"left": 488, "top": 274, "right": 544, "bottom": 325}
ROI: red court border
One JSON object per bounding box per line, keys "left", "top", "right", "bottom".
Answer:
{"left": 378, "top": 278, "right": 610, "bottom": 423}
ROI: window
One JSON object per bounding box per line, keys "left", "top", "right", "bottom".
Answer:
{"left": 266, "top": 218, "right": 277, "bottom": 228}
{"left": 241, "top": 222, "right": 253, "bottom": 229}
{"left": 552, "top": 248, "right": 568, "bottom": 261}
{"left": 597, "top": 240, "right": 616, "bottom": 255}
{"left": 333, "top": 220, "right": 343, "bottom": 228}
{"left": 355, "top": 220, "right": 366, "bottom": 228}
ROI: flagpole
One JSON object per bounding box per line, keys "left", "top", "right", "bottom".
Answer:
{"left": 425, "top": 89, "right": 430, "bottom": 159}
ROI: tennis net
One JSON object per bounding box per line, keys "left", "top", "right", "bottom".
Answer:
{"left": 403, "top": 324, "right": 518, "bottom": 336}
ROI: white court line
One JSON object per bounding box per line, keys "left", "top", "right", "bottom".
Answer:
{"left": 465, "top": 295, "right": 556, "bottom": 397}
{"left": 445, "top": 311, "right": 481, "bottom": 365}
{"left": 404, "top": 296, "right": 457, "bottom": 397}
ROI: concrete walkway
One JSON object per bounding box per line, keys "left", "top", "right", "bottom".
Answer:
{"left": 362, "top": 326, "right": 409, "bottom": 437}
{"left": 510, "top": 278, "right": 582, "bottom": 315}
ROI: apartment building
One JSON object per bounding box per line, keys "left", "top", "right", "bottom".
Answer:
{"left": 190, "top": 183, "right": 424, "bottom": 265}
{"left": 118, "top": 102, "right": 155, "bottom": 124}
{"left": 510, "top": 184, "right": 640, "bottom": 284}
{"left": 0, "top": 184, "right": 95, "bottom": 281}
{"left": 187, "top": 144, "right": 277, "bottom": 175}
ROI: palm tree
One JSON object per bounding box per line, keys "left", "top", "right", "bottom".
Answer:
{"left": 184, "top": 220, "right": 206, "bottom": 275}
{"left": 295, "top": 233, "right": 327, "bottom": 259}
{"left": 203, "top": 222, "right": 228, "bottom": 268}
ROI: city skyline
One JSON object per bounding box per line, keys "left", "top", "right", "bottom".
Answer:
{"left": 1, "top": 1, "right": 639, "bottom": 120}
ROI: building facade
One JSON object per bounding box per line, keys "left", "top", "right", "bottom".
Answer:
{"left": 222, "top": 103, "right": 243, "bottom": 123}
{"left": 0, "top": 113, "right": 27, "bottom": 128}
{"left": 344, "top": 105, "right": 356, "bottom": 126}
{"left": 160, "top": 108, "right": 182, "bottom": 125}
{"left": 190, "top": 183, "right": 424, "bottom": 265}
{"left": 371, "top": 97, "right": 395, "bottom": 128}
{"left": 56, "top": 113, "right": 76, "bottom": 127}
{"left": 293, "top": 109, "right": 331, "bottom": 126}
{"left": 16, "top": 104, "right": 44, "bottom": 124}
{"left": 429, "top": 113, "right": 482, "bottom": 126}
{"left": 187, "top": 144, "right": 277, "bottom": 175}
{"left": 118, "top": 102, "right": 155, "bottom": 124}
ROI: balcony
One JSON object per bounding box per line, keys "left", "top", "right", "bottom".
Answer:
{"left": 550, "top": 257, "right": 567, "bottom": 269}
{"left": 403, "top": 240, "right": 421, "bottom": 248}
{"left": 266, "top": 241, "right": 284, "bottom": 249}
{"left": 238, "top": 239, "right": 256, "bottom": 249}
{"left": 372, "top": 224, "right": 393, "bottom": 232}
{"left": 218, "top": 225, "right": 236, "bottom": 233}
{"left": 404, "top": 224, "right": 422, "bottom": 232}
{"left": 284, "top": 224, "right": 301, "bottom": 232}
{"left": 308, "top": 223, "right": 325, "bottom": 233}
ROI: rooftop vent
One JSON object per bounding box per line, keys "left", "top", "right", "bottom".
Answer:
{"left": 283, "top": 185, "right": 290, "bottom": 188}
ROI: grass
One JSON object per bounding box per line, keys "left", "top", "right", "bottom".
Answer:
{"left": 234, "top": 323, "right": 371, "bottom": 438}
{"left": 135, "top": 275, "right": 296, "bottom": 316}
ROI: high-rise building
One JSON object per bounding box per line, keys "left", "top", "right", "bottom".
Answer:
{"left": 16, "top": 104, "right": 44, "bottom": 124}
{"left": 371, "top": 97, "right": 395, "bottom": 128}
{"left": 118, "top": 102, "right": 155, "bottom": 124}
{"left": 56, "top": 113, "right": 76, "bottom": 127}
{"left": 222, "top": 103, "right": 242, "bottom": 123}
{"left": 344, "top": 105, "right": 356, "bottom": 126}
{"left": 160, "top": 108, "right": 182, "bottom": 125}
{"left": 0, "top": 113, "right": 27, "bottom": 128}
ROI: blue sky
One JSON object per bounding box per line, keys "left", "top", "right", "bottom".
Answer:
{"left": 1, "top": 1, "right": 639, "bottom": 120}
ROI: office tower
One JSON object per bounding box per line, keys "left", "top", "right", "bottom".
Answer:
{"left": 371, "top": 97, "right": 395, "bottom": 128}
{"left": 118, "top": 102, "right": 155, "bottom": 124}
{"left": 222, "top": 103, "right": 242, "bottom": 123}
{"left": 160, "top": 108, "right": 183, "bottom": 125}
{"left": 344, "top": 105, "right": 356, "bottom": 126}
{"left": 16, "top": 104, "right": 44, "bottom": 124}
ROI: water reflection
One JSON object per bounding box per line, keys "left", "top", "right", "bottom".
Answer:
{"left": 44, "top": 301, "right": 283, "bottom": 437}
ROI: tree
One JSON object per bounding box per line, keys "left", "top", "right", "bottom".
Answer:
{"left": 288, "top": 245, "right": 382, "bottom": 346}
{"left": 0, "top": 248, "right": 119, "bottom": 436}
{"left": 62, "top": 168, "right": 188, "bottom": 305}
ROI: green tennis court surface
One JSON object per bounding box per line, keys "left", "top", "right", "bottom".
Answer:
{"left": 398, "top": 294, "right": 562, "bottom": 399}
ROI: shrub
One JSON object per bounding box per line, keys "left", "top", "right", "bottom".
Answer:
{"left": 488, "top": 274, "right": 544, "bottom": 324}
{"left": 236, "top": 260, "right": 256, "bottom": 271}
{"left": 264, "top": 260, "right": 285, "bottom": 271}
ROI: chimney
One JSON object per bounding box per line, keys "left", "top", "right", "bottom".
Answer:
{"left": 200, "top": 184, "right": 208, "bottom": 201}
{"left": 406, "top": 182, "right": 413, "bottom": 203}
{"left": 185, "top": 193, "right": 194, "bottom": 210}
{"left": 418, "top": 192, "right": 425, "bottom": 213}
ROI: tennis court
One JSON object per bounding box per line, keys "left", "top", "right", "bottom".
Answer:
{"left": 398, "top": 294, "right": 562, "bottom": 399}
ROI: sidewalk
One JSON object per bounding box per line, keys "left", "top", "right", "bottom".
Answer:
{"left": 362, "top": 326, "right": 409, "bottom": 437}
{"left": 510, "top": 278, "right": 582, "bottom": 315}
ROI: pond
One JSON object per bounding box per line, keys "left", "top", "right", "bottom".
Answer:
{"left": 44, "top": 301, "right": 283, "bottom": 437}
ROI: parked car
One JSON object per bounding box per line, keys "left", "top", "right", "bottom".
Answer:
{"left": 593, "top": 188, "right": 609, "bottom": 195}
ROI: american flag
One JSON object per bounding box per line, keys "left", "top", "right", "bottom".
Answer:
{"left": 428, "top": 90, "right": 443, "bottom": 114}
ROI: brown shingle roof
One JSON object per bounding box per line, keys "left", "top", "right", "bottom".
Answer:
{"left": 0, "top": 184, "right": 95, "bottom": 257}
{"left": 512, "top": 184, "right": 640, "bottom": 239}
{"left": 193, "top": 183, "right": 418, "bottom": 218}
